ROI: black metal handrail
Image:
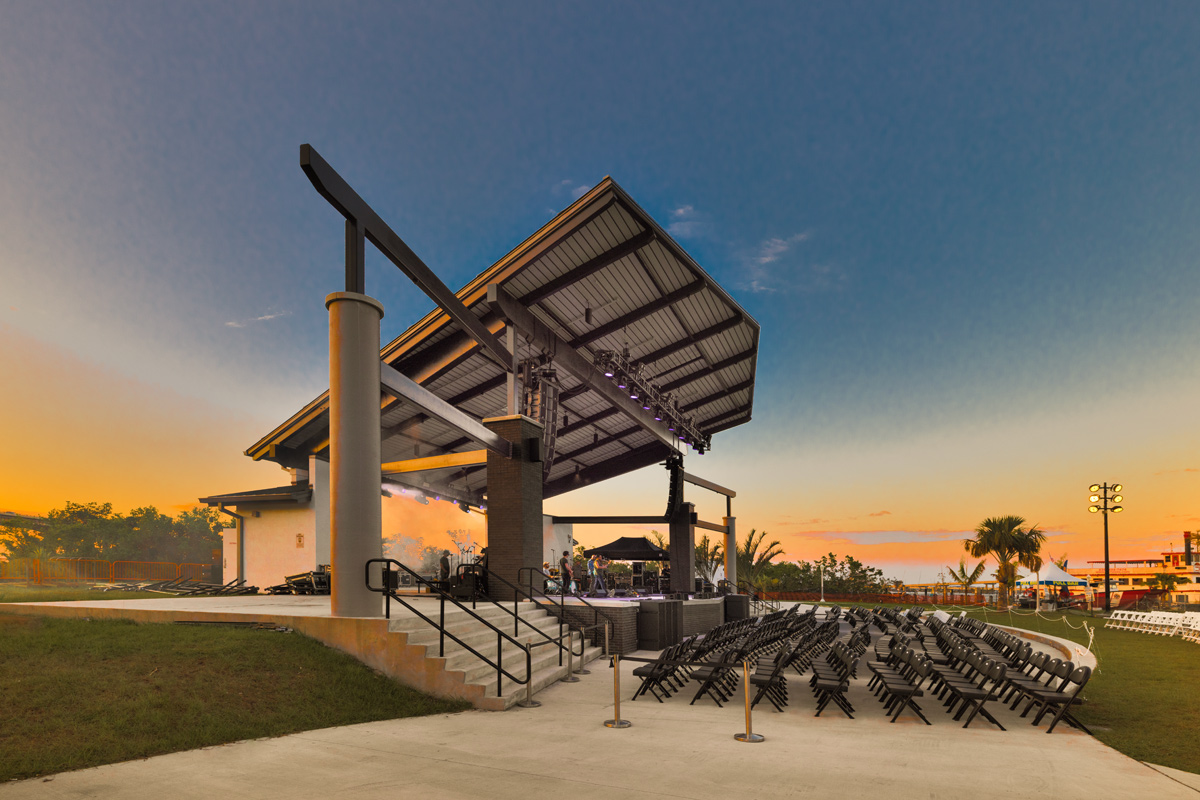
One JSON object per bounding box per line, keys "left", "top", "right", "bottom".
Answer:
{"left": 448, "top": 562, "right": 573, "bottom": 661}
{"left": 366, "top": 558, "right": 535, "bottom": 691}
{"left": 518, "top": 566, "right": 618, "bottom": 642}
{"left": 737, "top": 579, "right": 779, "bottom": 613}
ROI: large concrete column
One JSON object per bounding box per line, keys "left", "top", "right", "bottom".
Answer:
{"left": 723, "top": 516, "right": 737, "bottom": 587}
{"left": 483, "top": 415, "right": 544, "bottom": 600}
{"left": 327, "top": 291, "right": 384, "bottom": 618}
{"left": 668, "top": 502, "right": 696, "bottom": 595}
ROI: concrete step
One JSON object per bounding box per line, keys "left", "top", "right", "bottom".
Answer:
{"left": 399, "top": 609, "right": 560, "bottom": 651}
{"left": 457, "top": 634, "right": 573, "bottom": 685}
{"left": 441, "top": 618, "right": 565, "bottom": 673}
{"left": 478, "top": 645, "right": 606, "bottom": 711}
{"left": 386, "top": 601, "right": 543, "bottom": 634}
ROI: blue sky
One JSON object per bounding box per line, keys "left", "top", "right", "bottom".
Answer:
{"left": 3, "top": 2, "right": 1199, "bottom": 581}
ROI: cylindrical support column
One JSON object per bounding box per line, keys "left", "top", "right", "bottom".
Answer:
{"left": 723, "top": 516, "right": 737, "bottom": 587}
{"left": 327, "top": 291, "right": 385, "bottom": 618}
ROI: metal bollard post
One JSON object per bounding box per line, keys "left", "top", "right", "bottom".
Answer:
{"left": 734, "top": 660, "right": 764, "bottom": 742}
{"left": 516, "top": 642, "right": 541, "bottom": 708}
{"left": 604, "top": 654, "right": 631, "bottom": 728}
{"left": 574, "top": 625, "right": 591, "bottom": 676}
{"left": 562, "top": 630, "right": 580, "bottom": 683}
{"left": 604, "top": 622, "right": 611, "bottom": 660}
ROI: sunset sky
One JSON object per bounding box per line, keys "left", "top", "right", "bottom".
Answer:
{"left": 3, "top": 2, "right": 1198, "bottom": 583}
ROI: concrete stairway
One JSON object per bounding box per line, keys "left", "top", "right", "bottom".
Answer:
{"left": 387, "top": 600, "right": 604, "bottom": 710}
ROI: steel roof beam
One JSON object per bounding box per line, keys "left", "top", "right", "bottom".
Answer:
{"left": 700, "top": 407, "right": 751, "bottom": 432}
{"left": 659, "top": 348, "right": 756, "bottom": 393}
{"left": 558, "top": 407, "right": 618, "bottom": 437}
{"left": 379, "top": 361, "right": 512, "bottom": 458}
{"left": 558, "top": 424, "right": 640, "bottom": 462}
{"left": 679, "top": 379, "right": 755, "bottom": 413}
{"left": 301, "top": 144, "right": 512, "bottom": 369}
{"left": 488, "top": 283, "right": 678, "bottom": 451}
{"left": 568, "top": 279, "right": 706, "bottom": 349}
{"left": 544, "top": 442, "right": 672, "bottom": 499}
{"left": 639, "top": 315, "right": 743, "bottom": 366}
{"left": 518, "top": 229, "right": 655, "bottom": 306}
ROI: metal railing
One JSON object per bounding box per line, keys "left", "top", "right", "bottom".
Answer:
{"left": 518, "top": 566, "right": 617, "bottom": 646}
{"left": 366, "top": 558, "right": 585, "bottom": 697}
{"left": 737, "top": 579, "right": 779, "bottom": 614}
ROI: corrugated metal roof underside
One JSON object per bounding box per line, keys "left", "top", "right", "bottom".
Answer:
{"left": 250, "top": 178, "right": 760, "bottom": 504}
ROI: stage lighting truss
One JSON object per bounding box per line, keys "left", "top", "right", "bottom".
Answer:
{"left": 593, "top": 349, "right": 712, "bottom": 454}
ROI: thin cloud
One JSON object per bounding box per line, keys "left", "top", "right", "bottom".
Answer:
{"left": 1155, "top": 467, "right": 1200, "bottom": 475}
{"left": 225, "top": 310, "right": 291, "bottom": 329}
{"left": 666, "top": 204, "right": 706, "bottom": 239}
{"left": 553, "top": 179, "right": 591, "bottom": 201}
{"left": 739, "top": 231, "right": 846, "bottom": 293}
{"left": 868, "top": 510, "right": 892, "bottom": 517}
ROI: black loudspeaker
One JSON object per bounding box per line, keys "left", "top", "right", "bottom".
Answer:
{"left": 633, "top": 562, "right": 643, "bottom": 575}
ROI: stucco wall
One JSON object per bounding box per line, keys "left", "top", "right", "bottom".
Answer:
{"left": 241, "top": 503, "right": 317, "bottom": 590}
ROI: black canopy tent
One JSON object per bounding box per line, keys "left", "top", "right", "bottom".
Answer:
{"left": 582, "top": 536, "right": 670, "bottom": 561}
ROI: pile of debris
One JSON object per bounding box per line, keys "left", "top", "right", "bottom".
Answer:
{"left": 265, "top": 566, "right": 331, "bottom": 596}
{"left": 91, "top": 577, "right": 260, "bottom": 596}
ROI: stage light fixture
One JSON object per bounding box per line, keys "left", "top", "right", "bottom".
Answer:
{"left": 1089, "top": 484, "right": 1101, "bottom": 492}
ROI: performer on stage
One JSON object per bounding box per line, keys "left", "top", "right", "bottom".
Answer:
{"left": 559, "top": 550, "right": 573, "bottom": 597}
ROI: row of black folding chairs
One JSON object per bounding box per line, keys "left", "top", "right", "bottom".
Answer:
{"left": 748, "top": 618, "right": 841, "bottom": 711}
{"left": 806, "top": 622, "right": 872, "bottom": 718}
{"left": 928, "top": 618, "right": 1092, "bottom": 733}
{"left": 867, "top": 643, "right": 934, "bottom": 723}
{"left": 687, "top": 610, "right": 815, "bottom": 706}
{"left": 630, "top": 607, "right": 813, "bottom": 706}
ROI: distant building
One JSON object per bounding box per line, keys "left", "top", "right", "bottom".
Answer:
{"left": 1066, "top": 532, "right": 1199, "bottom": 605}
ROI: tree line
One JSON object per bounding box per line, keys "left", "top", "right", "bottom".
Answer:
{"left": 0, "top": 501, "right": 224, "bottom": 565}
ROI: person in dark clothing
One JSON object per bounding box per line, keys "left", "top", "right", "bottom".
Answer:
{"left": 439, "top": 549, "right": 451, "bottom": 586}
{"left": 478, "top": 547, "right": 489, "bottom": 597}
{"left": 559, "top": 550, "right": 573, "bottom": 596}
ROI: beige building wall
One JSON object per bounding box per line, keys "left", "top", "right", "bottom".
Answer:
{"left": 240, "top": 504, "right": 317, "bottom": 590}
{"left": 221, "top": 527, "right": 237, "bottom": 581}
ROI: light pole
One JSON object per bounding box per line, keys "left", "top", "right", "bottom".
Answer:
{"left": 1089, "top": 482, "right": 1125, "bottom": 613}
{"left": 819, "top": 563, "right": 824, "bottom": 603}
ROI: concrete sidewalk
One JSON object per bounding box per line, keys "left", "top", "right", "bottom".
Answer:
{"left": 4, "top": 648, "right": 1197, "bottom": 800}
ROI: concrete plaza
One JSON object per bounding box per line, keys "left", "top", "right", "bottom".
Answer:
{"left": 3, "top": 601, "right": 1198, "bottom": 800}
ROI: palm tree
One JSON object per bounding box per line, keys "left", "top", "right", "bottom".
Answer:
{"left": 947, "top": 556, "right": 988, "bottom": 597}
{"left": 736, "top": 529, "right": 783, "bottom": 588}
{"left": 964, "top": 515, "right": 1045, "bottom": 608}
{"left": 694, "top": 534, "right": 723, "bottom": 586}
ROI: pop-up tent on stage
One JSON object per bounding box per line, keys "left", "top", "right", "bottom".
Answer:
{"left": 582, "top": 536, "right": 670, "bottom": 561}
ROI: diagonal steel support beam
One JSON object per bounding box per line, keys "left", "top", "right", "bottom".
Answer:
{"left": 301, "top": 144, "right": 512, "bottom": 368}
{"left": 487, "top": 283, "right": 679, "bottom": 451}
{"left": 379, "top": 361, "right": 512, "bottom": 458}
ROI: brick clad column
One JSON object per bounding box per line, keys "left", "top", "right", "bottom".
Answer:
{"left": 483, "top": 415, "right": 544, "bottom": 601}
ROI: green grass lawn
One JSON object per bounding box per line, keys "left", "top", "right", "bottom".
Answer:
{"left": 0, "top": 616, "right": 471, "bottom": 782}
{"left": 964, "top": 606, "right": 1200, "bottom": 775}
{"left": 0, "top": 585, "right": 175, "bottom": 603}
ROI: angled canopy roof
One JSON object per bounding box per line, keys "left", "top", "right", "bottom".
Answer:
{"left": 582, "top": 536, "right": 670, "bottom": 561}
{"left": 247, "top": 177, "right": 759, "bottom": 505}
